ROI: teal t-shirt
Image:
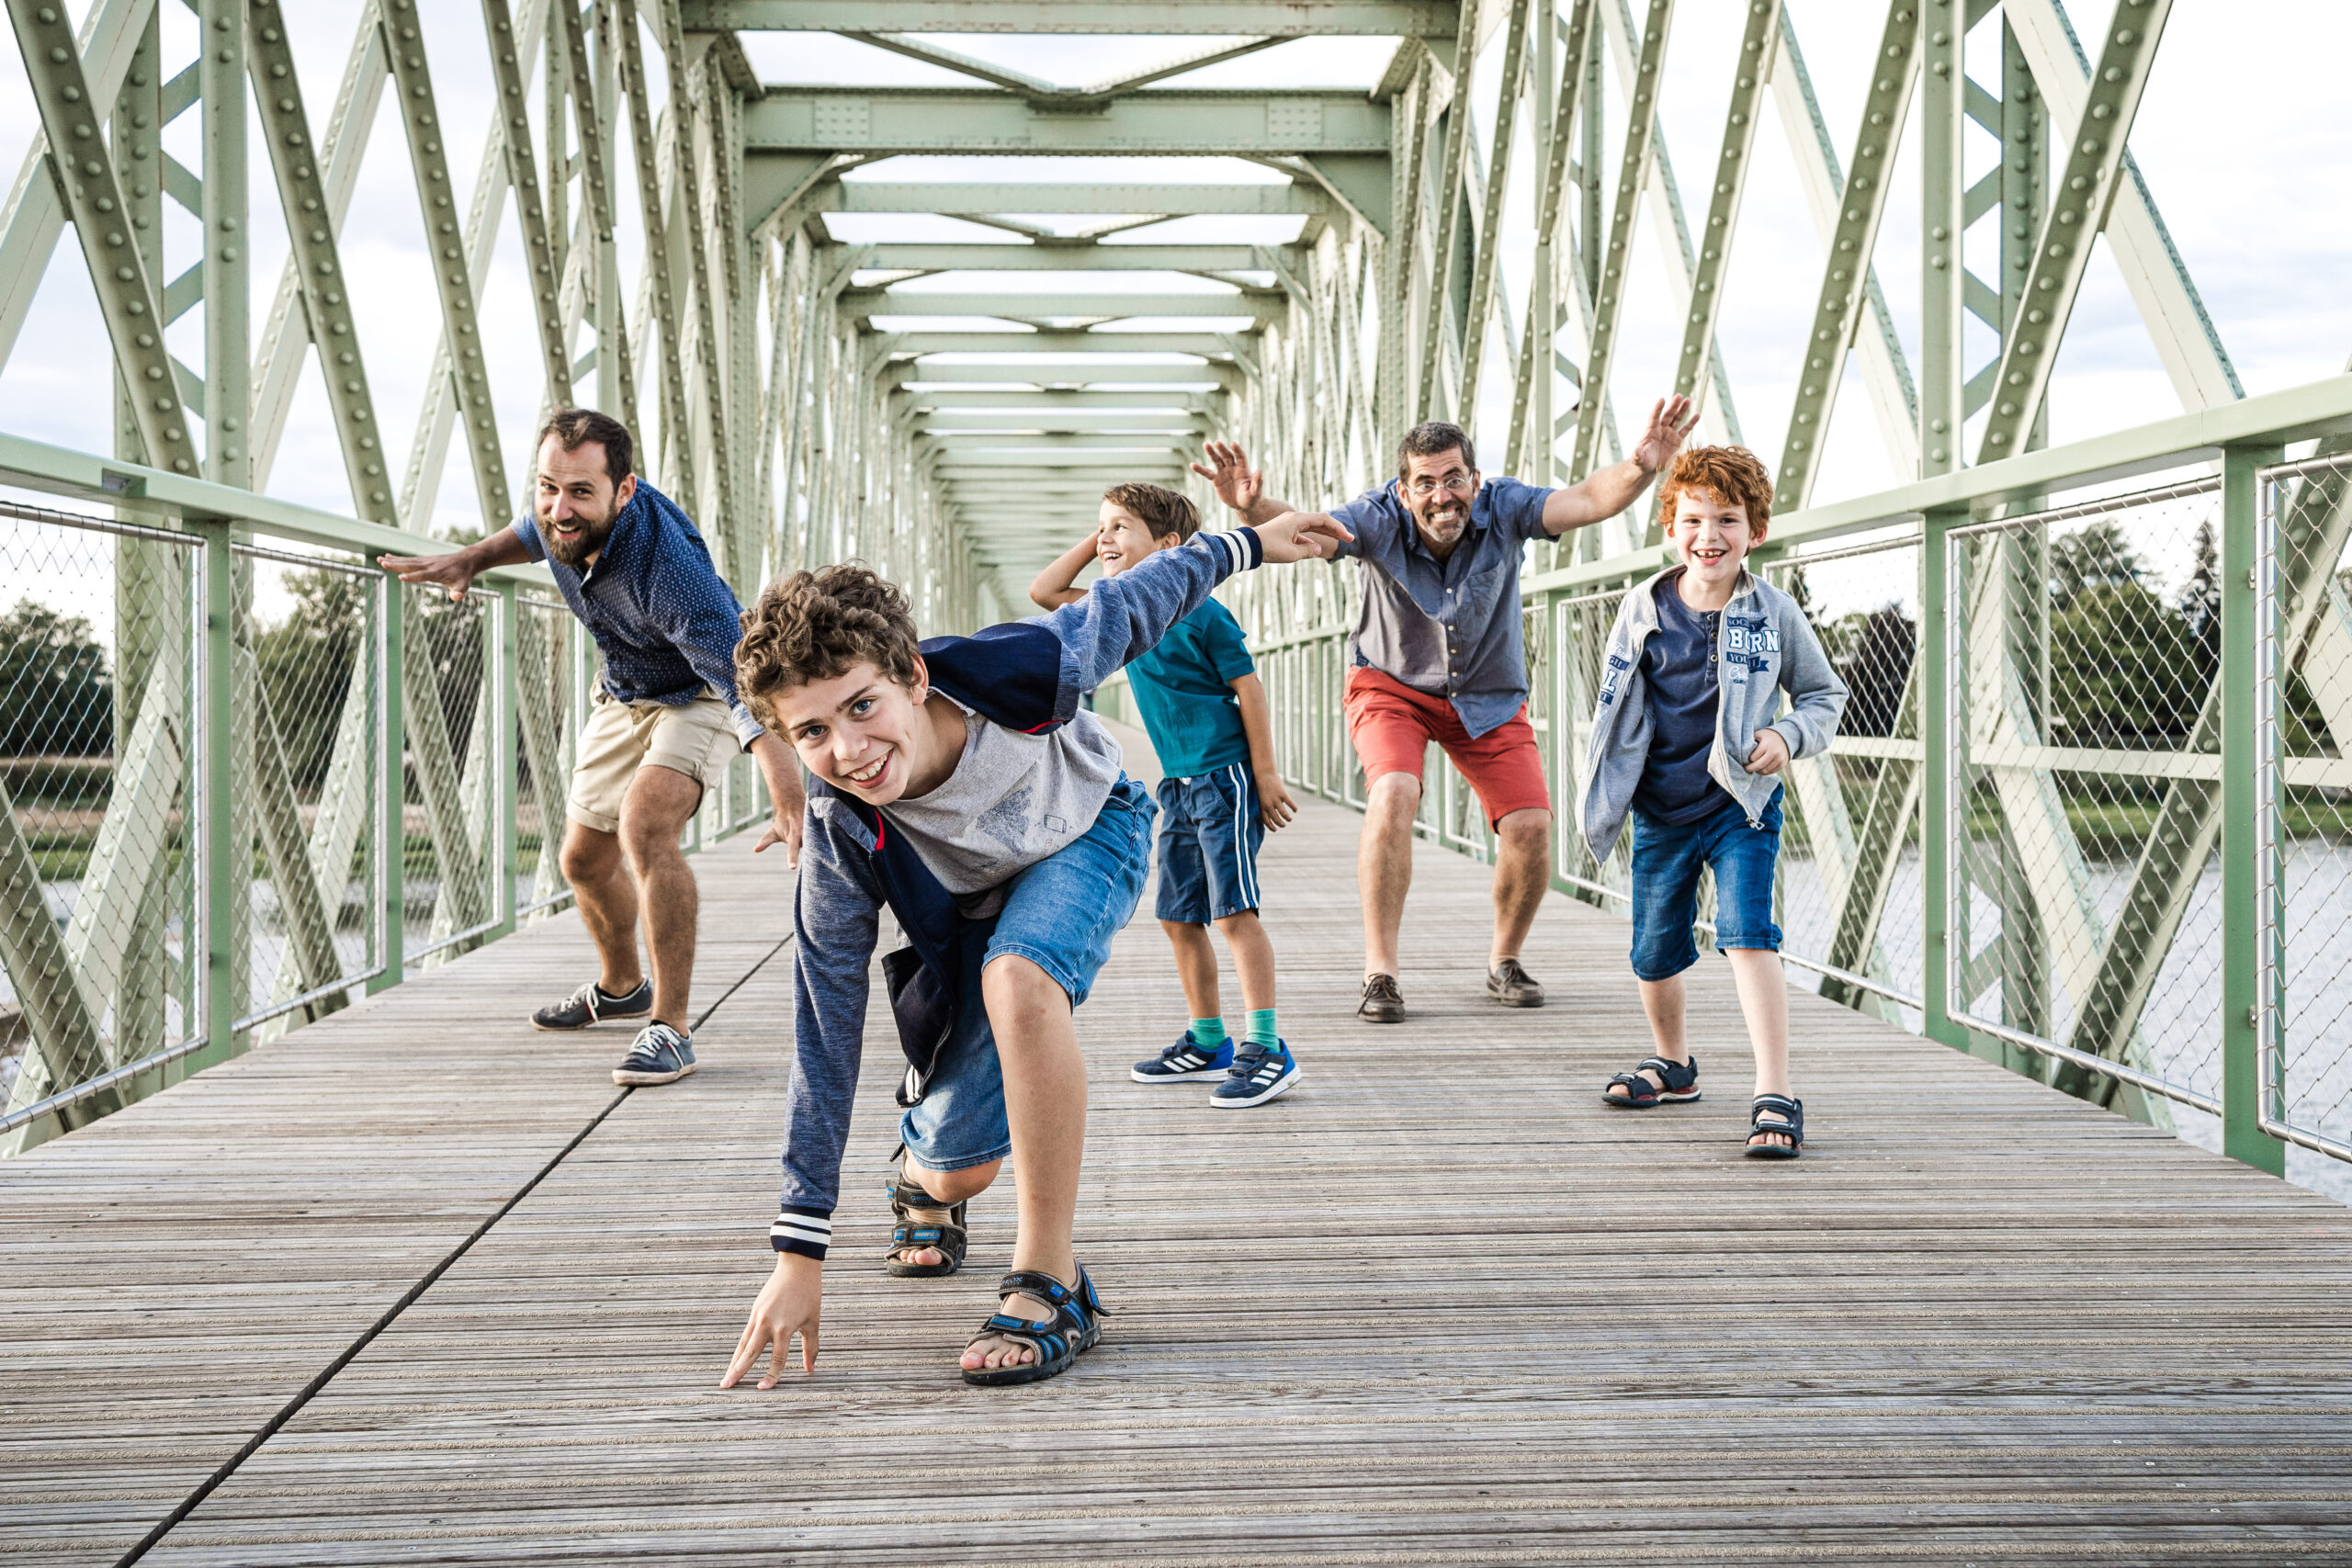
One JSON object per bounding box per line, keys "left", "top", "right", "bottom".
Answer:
{"left": 1125, "top": 597, "right": 1257, "bottom": 779}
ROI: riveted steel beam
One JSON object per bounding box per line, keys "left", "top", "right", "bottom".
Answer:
{"left": 847, "top": 290, "right": 1277, "bottom": 323}
{"left": 481, "top": 0, "right": 570, "bottom": 409}
{"left": 6, "top": 0, "right": 200, "bottom": 476}
{"left": 1414, "top": 0, "right": 1477, "bottom": 422}
{"left": 1452, "top": 0, "right": 1530, "bottom": 437}
{"left": 1567, "top": 0, "right": 1671, "bottom": 483}
{"left": 1504, "top": 0, "right": 1592, "bottom": 479}
{"left": 747, "top": 91, "right": 1388, "bottom": 158}
{"left": 856, "top": 244, "right": 1275, "bottom": 273}
{"left": 900, "top": 361, "right": 1237, "bottom": 386}
{"left": 820, "top": 182, "right": 1333, "bottom": 218}
{"left": 879, "top": 332, "right": 1243, "bottom": 356}
{"left": 1974, "top": 0, "right": 2176, "bottom": 465}
{"left": 654, "top": 0, "right": 735, "bottom": 545}
{"left": 615, "top": 0, "right": 693, "bottom": 502}
{"left": 1772, "top": 0, "right": 1921, "bottom": 510}
{"left": 687, "top": 1, "right": 1458, "bottom": 34}
{"left": 378, "top": 0, "right": 511, "bottom": 524}
{"left": 0, "top": 0, "right": 153, "bottom": 373}
{"left": 1671, "top": 0, "right": 1780, "bottom": 412}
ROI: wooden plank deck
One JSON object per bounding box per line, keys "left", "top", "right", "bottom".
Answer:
{"left": 6, "top": 721, "right": 2352, "bottom": 1563}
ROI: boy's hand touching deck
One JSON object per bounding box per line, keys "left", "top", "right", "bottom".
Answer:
{"left": 723, "top": 1253, "right": 822, "bottom": 1388}
{"left": 1746, "top": 728, "right": 1791, "bottom": 775}
{"left": 1252, "top": 512, "right": 1352, "bottom": 563}
{"left": 1257, "top": 771, "right": 1298, "bottom": 831}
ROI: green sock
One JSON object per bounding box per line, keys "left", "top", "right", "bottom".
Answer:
{"left": 1246, "top": 1009, "right": 1279, "bottom": 1049}
{"left": 1191, "top": 1016, "right": 1226, "bottom": 1049}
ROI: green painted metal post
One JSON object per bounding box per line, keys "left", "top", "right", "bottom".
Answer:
{"left": 1919, "top": 504, "right": 1971, "bottom": 1055}
{"left": 494, "top": 582, "right": 519, "bottom": 941}
{"left": 372, "top": 581, "right": 406, "bottom": 996}
{"left": 198, "top": 520, "right": 236, "bottom": 1066}
{"left": 2221, "top": 443, "right": 2285, "bottom": 1173}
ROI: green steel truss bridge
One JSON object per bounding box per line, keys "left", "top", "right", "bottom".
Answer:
{"left": 4, "top": 2, "right": 2352, "bottom": 1557}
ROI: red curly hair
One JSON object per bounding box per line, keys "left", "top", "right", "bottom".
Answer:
{"left": 1655, "top": 445, "right": 1773, "bottom": 534}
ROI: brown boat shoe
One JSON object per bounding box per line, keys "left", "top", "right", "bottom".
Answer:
{"left": 1358, "top": 973, "right": 1406, "bottom": 1023}
{"left": 1486, "top": 957, "right": 1545, "bottom": 1008}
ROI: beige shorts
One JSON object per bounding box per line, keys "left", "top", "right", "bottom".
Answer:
{"left": 568, "top": 688, "right": 741, "bottom": 834}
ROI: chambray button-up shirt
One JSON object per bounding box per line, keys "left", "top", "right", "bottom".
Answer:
{"left": 1332, "top": 476, "right": 1555, "bottom": 739}
{"left": 513, "top": 478, "right": 764, "bottom": 748}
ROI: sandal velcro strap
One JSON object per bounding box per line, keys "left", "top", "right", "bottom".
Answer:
{"left": 884, "top": 1177, "right": 969, "bottom": 1277}
{"left": 963, "top": 1266, "right": 1108, "bottom": 1388}
{"left": 1746, "top": 1095, "right": 1805, "bottom": 1152}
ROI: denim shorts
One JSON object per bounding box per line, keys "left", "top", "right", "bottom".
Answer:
{"left": 1153, "top": 766, "right": 1262, "bottom": 923}
{"left": 900, "top": 775, "right": 1153, "bottom": 1173}
{"left": 1628, "top": 790, "right": 1783, "bottom": 982}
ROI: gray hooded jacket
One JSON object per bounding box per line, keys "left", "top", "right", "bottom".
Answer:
{"left": 1577, "top": 567, "right": 1849, "bottom": 862}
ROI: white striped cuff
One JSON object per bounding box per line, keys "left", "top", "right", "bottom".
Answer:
{"left": 1202, "top": 527, "right": 1263, "bottom": 576}
{"left": 769, "top": 1208, "right": 833, "bottom": 1259}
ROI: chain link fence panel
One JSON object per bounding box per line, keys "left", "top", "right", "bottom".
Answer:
{"left": 1947, "top": 478, "right": 2230, "bottom": 1127}
{"left": 0, "top": 502, "right": 203, "bottom": 1142}
{"left": 2259, "top": 451, "right": 2352, "bottom": 1187}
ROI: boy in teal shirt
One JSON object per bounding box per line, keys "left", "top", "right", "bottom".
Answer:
{"left": 1031, "top": 483, "right": 1303, "bottom": 1107}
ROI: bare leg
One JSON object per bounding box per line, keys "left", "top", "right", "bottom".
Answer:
{"left": 1725, "top": 947, "right": 1795, "bottom": 1149}
{"left": 559, "top": 820, "right": 642, "bottom": 997}
{"left": 963, "top": 955, "right": 1087, "bottom": 1372}
{"left": 1359, "top": 772, "right": 1420, "bottom": 978}
{"left": 616, "top": 764, "right": 704, "bottom": 1031}
{"left": 1161, "top": 919, "right": 1224, "bottom": 1021}
{"left": 1487, "top": 807, "right": 1553, "bottom": 968}
{"left": 1215, "top": 908, "right": 1277, "bottom": 1013}
{"left": 893, "top": 1156, "right": 1002, "bottom": 1269}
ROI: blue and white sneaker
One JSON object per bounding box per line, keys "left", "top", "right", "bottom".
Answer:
{"left": 613, "top": 1022, "right": 696, "bottom": 1086}
{"left": 1212, "top": 1040, "right": 1301, "bottom": 1109}
{"left": 1131, "top": 1034, "right": 1234, "bottom": 1083}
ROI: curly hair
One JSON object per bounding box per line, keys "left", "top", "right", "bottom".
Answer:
{"left": 734, "top": 563, "right": 922, "bottom": 727}
{"left": 1655, "top": 445, "right": 1773, "bottom": 534}
{"left": 1102, "top": 481, "right": 1199, "bottom": 542}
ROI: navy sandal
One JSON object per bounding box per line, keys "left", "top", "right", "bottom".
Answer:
{"left": 885, "top": 1173, "right": 967, "bottom": 1278}
{"left": 1604, "top": 1053, "right": 1700, "bottom": 1109}
{"left": 961, "top": 1267, "right": 1107, "bottom": 1387}
{"left": 1745, "top": 1094, "right": 1804, "bottom": 1159}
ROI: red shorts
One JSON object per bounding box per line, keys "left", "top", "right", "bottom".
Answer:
{"left": 1343, "top": 667, "right": 1553, "bottom": 828}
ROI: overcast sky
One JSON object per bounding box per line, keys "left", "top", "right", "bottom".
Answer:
{"left": 0, "top": 0, "right": 2344, "bottom": 543}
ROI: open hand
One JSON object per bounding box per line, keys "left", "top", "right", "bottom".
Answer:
{"left": 1258, "top": 771, "right": 1298, "bottom": 831}
{"left": 1191, "top": 441, "right": 1262, "bottom": 515}
{"left": 1632, "top": 396, "right": 1701, "bottom": 475}
{"left": 1746, "top": 728, "right": 1791, "bottom": 775}
{"left": 722, "top": 1253, "right": 822, "bottom": 1389}
{"left": 1252, "top": 511, "right": 1353, "bottom": 564}
{"left": 376, "top": 549, "right": 475, "bottom": 604}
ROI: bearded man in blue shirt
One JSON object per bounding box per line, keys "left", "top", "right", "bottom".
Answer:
{"left": 380, "top": 409, "right": 805, "bottom": 1087}
{"left": 1195, "top": 398, "right": 1695, "bottom": 1022}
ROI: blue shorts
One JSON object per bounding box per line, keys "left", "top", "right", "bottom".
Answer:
{"left": 1628, "top": 791, "right": 1783, "bottom": 982}
{"left": 900, "top": 775, "right": 1153, "bottom": 1173}
{"left": 1153, "top": 766, "right": 1263, "bottom": 923}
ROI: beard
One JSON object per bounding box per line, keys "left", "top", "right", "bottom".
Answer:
{"left": 540, "top": 502, "right": 619, "bottom": 570}
{"left": 1410, "top": 497, "right": 1471, "bottom": 550}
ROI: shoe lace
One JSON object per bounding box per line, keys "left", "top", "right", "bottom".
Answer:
{"left": 566, "top": 980, "right": 604, "bottom": 1013}
{"left": 631, "top": 1022, "right": 683, "bottom": 1061}
{"left": 1363, "top": 975, "right": 1402, "bottom": 1003}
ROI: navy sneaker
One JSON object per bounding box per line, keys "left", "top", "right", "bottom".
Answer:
{"left": 1131, "top": 1034, "right": 1234, "bottom": 1083}
{"left": 613, "top": 1022, "right": 696, "bottom": 1086}
{"left": 1212, "top": 1040, "right": 1301, "bottom": 1109}
{"left": 532, "top": 976, "right": 652, "bottom": 1031}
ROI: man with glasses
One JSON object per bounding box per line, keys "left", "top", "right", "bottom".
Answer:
{"left": 1193, "top": 403, "right": 1696, "bottom": 1021}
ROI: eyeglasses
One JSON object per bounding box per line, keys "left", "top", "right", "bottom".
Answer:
{"left": 1405, "top": 472, "right": 1476, "bottom": 498}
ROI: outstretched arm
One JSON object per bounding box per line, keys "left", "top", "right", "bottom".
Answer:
{"left": 376, "top": 525, "right": 533, "bottom": 602}
{"left": 1027, "top": 531, "right": 1101, "bottom": 611}
{"left": 1538, "top": 396, "right": 1700, "bottom": 536}
{"left": 1192, "top": 441, "right": 1301, "bottom": 526}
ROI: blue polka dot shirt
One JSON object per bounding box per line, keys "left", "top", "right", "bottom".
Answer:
{"left": 514, "top": 479, "right": 763, "bottom": 747}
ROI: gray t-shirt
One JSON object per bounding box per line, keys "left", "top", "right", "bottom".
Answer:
{"left": 879, "top": 700, "right": 1123, "bottom": 917}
